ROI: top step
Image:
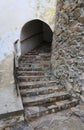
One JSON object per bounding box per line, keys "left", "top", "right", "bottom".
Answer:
{"left": 24, "top": 52, "right": 51, "bottom": 56}
{"left": 22, "top": 54, "right": 51, "bottom": 58}
{"left": 20, "top": 57, "right": 50, "bottom": 62}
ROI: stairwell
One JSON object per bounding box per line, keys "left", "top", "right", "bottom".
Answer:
{"left": 17, "top": 42, "right": 78, "bottom": 121}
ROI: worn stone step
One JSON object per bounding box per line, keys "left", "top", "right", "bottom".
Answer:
{"left": 17, "top": 71, "right": 46, "bottom": 76}
{"left": 22, "top": 92, "right": 70, "bottom": 107}
{"left": 20, "top": 58, "right": 50, "bottom": 62}
{"left": 26, "top": 45, "right": 51, "bottom": 51}
{"left": 21, "top": 58, "right": 50, "bottom": 62}
{"left": 0, "top": 114, "right": 24, "bottom": 129}
{"left": 17, "top": 67, "right": 50, "bottom": 71}
{"left": 19, "top": 61, "right": 50, "bottom": 64}
{"left": 19, "top": 63, "right": 51, "bottom": 68}
{"left": 20, "top": 86, "right": 65, "bottom": 96}
{"left": 32, "top": 48, "right": 51, "bottom": 53}
{"left": 25, "top": 99, "right": 78, "bottom": 121}
{"left": 24, "top": 53, "right": 51, "bottom": 56}
{"left": 19, "top": 81, "right": 58, "bottom": 89}
{"left": 30, "top": 44, "right": 51, "bottom": 52}
{"left": 21, "top": 55, "right": 51, "bottom": 59}
{"left": 21, "top": 53, "right": 51, "bottom": 58}
{"left": 24, "top": 52, "right": 50, "bottom": 55}
{"left": 35, "top": 46, "right": 51, "bottom": 50}
{"left": 21, "top": 54, "right": 50, "bottom": 59}
{"left": 17, "top": 71, "right": 52, "bottom": 77}
{"left": 18, "top": 75, "right": 55, "bottom": 82}
{"left": 18, "top": 61, "right": 50, "bottom": 65}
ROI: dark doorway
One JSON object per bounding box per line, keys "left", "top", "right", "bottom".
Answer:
{"left": 20, "top": 19, "right": 53, "bottom": 55}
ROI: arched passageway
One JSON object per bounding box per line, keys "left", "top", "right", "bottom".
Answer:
{"left": 15, "top": 19, "right": 78, "bottom": 122}
{"left": 20, "top": 19, "right": 53, "bottom": 55}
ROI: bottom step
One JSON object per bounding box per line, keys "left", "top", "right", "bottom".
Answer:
{"left": 0, "top": 114, "right": 24, "bottom": 130}
{"left": 25, "top": 99, "right": 78, "bottom": 121}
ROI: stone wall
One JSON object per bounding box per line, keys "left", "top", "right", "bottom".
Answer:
{"left": 51, "top": 0, "right": 84, "bottom": 102}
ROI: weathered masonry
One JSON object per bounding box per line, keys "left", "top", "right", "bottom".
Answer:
{"left": 52, "top": 0, "right": 84, "bottom": 102}
{"left": 0, "top": 0, "right": 84, "bottom": 129}
{"left": 14, "top": 19, "right": 78, "bottom": 121}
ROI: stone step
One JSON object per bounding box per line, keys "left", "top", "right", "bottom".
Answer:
{"left": 24, "top": 53, "right": 51, "bottom": 56}
{"left": 32, "top": 48, "right": 51, "bottom": 53}
{"left": 19, "top": 63, "right": 51, "bottom": 68}
{"left": 24, "top": 51, "right": 50, "bottom": 55}
{"left": 22, "top": 92, "right": 70, "bottom": 107}
{"left": 25, "top": 99, "right": 78, "bottom": 121}
{"left": 20, "top": 86, "right": 65, "bottom": 97}
{"left": 19, "top": 61, "right": 50, "bottom": 64}
{"left": 18, "top": 75, "right": 55, "bottom": 82}
{"left": 17, "top": 71, "right": 52, "bottom": 77}
{"left": 20, "top": 58, "right": 50, "bottom": 62}
{"left": 31, "top": 50, "right": 51, "bottom": 53}
{"left": 18, "top": 61, "right": 50, "bottom": 65}
{"left": 21, "top": 57, "right": 50, "bottom": 62}
{"left": 30, "top": 44, "right": 51, "bottom": 52}
{"left": 0, "top": 114, "right": 24, "bottom": 129}
{"left": 17, "top": 71, "right": 46, "bottom": 76}
{"left": 32, "top": 47, "right": 51, "bottom": 50}
{"left": 19, "top": 81, "right": 58, "bottom": 89}
{"left": 21, "top": 55, "right": 51, "bottom": 59}
{"left": 17, "top": 67, "right": 50, "bottom": 71}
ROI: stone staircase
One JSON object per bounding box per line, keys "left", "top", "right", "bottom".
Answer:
{"left": 17, "top": 43, "right": 78, "bottom": 121}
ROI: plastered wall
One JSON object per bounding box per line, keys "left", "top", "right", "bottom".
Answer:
{"left": 0, "top": 0, "right": 56, "bottom": 62}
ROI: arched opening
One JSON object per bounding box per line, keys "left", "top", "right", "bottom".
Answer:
{"left": 20, "top": 19, "right": 53, "bottom": 55}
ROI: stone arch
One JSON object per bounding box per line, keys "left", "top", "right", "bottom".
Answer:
{"left": 20, "top": 19, "right": 53, "bottom": 55}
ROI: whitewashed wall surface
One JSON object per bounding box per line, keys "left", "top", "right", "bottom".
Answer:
{"left": 0, "top": 0, "right": 56, "bottom": 62}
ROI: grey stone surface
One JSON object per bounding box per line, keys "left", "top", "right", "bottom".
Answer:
{"left": 71, "top": 105, "right": 84, "bottom": 123}
{"left": 31, "top": 108, "right": 84, "bottom": 130}
{"left": 0, "top": 55, "right": 24, "bottom": 128}
{"left": 3, "top": 106, "right": 84, "bottom": 130}
{"left": 51, "top": 0, "right": 84, "bottom": 101}
{"left": 11, "top": 122, "right": 34, "bottom": 130}
{"left": 0, "top": 115, "right": 24, "bottom": 130}
{"left": 71, "top": 107, "right": 83, "bottom": 117}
